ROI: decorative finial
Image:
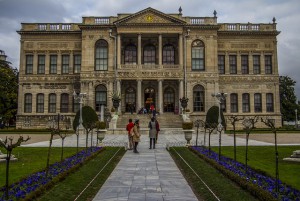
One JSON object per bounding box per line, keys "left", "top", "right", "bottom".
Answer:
{"left": 213, "top": 10, "right": 217, "bottom": 17}
{"left": 179, "top": 6, "right": 182, "bottom": 14}
{"left": 272, "top": 17, "right": 276, "bottom": 24}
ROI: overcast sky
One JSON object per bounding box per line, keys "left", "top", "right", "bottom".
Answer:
{"left": 1, "top": 0, "right": 300, "bottom": 98}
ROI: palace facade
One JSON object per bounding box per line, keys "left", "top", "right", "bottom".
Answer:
{"left": 16, "top": 7, "right": 281, "bottom": 129}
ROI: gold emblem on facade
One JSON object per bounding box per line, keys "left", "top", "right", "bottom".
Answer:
{"left": 146, "top": 15, "right": 153, "bottom": 22}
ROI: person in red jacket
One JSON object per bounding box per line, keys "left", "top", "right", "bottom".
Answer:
{"left": 126, "top": 119, "right": 134, "bottom": 150}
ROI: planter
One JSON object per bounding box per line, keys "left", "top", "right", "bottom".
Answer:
{"left": 183, "top": 130, "right": 194, "bottom": 145}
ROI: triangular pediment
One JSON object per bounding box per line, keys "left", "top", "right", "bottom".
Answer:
{"left": 114, "top": 7, "right": 186, "bottom": 25}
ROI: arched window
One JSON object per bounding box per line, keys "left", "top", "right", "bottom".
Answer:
{"left": 192, "top": 40, "right": 205, "bottom": 70}
{"left": 36, "top": 93, "right": 44, "bottom": 113}
{"left": 24, "top": 93, "right": 32, "bottom": 113}
{"left": 193, "top": 85, "right": 205, "bottom": 112}
{"left": 95, "top": 40, "right": 108, "bottom": 70}
{"left": 254, "top": 93, "right": 262, "bottom": 112}
{"left": 95, "top": 85, "right": 107, "bottom": 112}
{"left": 124, "top": 44, "right": 137, "bottom": 64}
{"left": 143, "top": 44, "right": 156, "bottom": 64}
{"left": 60, "top": 93, "right": 69, "bottom": 113}
{"left": 48, "top": 93, "right": 56, "bottom": 113}
{"left": 163, "top": 44, "right": 175, "bottom": 64}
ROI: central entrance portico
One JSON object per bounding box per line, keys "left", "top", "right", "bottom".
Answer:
{"left": 121, "top": 80, "right": 182, "bottom": 114}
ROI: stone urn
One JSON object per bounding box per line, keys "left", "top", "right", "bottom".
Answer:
{"left": 182, "top": 121, "right": 194, "bottom": 145}
{"left": 97, "top": 129, "right": 107, "bottom": 144}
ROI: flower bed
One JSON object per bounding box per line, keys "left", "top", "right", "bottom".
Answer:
{"left": 191, "top": 146, "right": 300, "bottom": 201}
{"left": 0, "top": 147, "right": 102, "bottom": 201}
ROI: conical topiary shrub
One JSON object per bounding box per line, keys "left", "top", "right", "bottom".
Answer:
{"left": 205, "top": 106, "right": 226, "bottom": 129}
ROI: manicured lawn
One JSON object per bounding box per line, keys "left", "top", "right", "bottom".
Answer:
{"left": 170, "top": 147, "right": 258, "bottom": 201}
{"left": 37, "top": 147, "right": 125, "bottom": 201}
{"left": 0, "top": 147, "right": 83, "bottom": 187}
{"left": 211, "top": 145, "right": 300, "bottom": 190}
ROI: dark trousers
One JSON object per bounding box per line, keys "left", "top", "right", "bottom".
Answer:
{"left": 134, "top": 142, "right": 139, "bottom": 153}
{"left": 149, "top": 138, "right": 156, "bottom": 149}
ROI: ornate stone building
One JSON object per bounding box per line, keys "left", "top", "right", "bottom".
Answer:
{"left": 16, "top": 7, "right": 281, "bottom": 129}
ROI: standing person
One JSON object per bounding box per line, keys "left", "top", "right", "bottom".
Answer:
{"left": 132, "top": 119, "right": 141, "bottom": 153}
{"left": 148, "top": 117, "right": 157, "bottom": 149}
{"left": 155, "top": 118, "right": 160, "bottom": 144}
{"left": 126, "top": 119, "right": 134, "bottom": 150}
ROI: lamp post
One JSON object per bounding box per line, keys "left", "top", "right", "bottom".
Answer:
{"left": 180, "top": 97, "right": 189, "bottom": 114}
{"left": 212, "top": 92, "right": 227, "bottom": 161}
{"left": 73, "top": 91, "right": 86, "bottom": 131}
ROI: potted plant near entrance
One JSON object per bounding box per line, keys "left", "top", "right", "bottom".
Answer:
{"left": 182, "top": 121, "right": 194, "bottom": 145}
{"left": 95, "top": 121, "right": 106, "bottom": 145}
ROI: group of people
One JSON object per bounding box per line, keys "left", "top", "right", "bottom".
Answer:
{"left": 126, "top": 117, "right": 160, "bottom": 153}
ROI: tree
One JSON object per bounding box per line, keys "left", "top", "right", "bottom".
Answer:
{"left": 73, "top": 106, "right": 98, "bottom": 150}
{"left": 228, "top": 116, "right": 243, "bottom": 161}
{"left": 279, "top": 76, "right": 300, "bottom": 121}
{"left": 0, "top": 60, "right": 18, "bottom": 126}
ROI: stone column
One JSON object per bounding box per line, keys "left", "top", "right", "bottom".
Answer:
{"left": 237, "top": 52, "right": 241, "bottom": 74}
{"left": 179, "top": 34, "right": 183, "bottom": 66}
{"left": 117, "top": 34, "right": 121, "bottom": 66}
{"left": 261, "top": 52, "right": 265, "bottom": 74}
{"left": 57, "top": 52, "right": 61, "bottom": 75}
{"left": 108, "top": 81, "right": 114, "bottom": 111}
{"left": 33, "top": 51, "right": 38, "bottom": 74}
{"left": 69, "top": 52, "right": 73, "bottom": 74}
{"left": 45, "top": 53, "right": 49, "bottom": 74}
{"left": 88, "top": 81, "right": 93, "bottom": 107}
{"left": 179, "top": 79, "right": 184, "bottom": 114}
{"left": 158, "top": 79, "right": 163, "bottom": 114}
{"left": 117, "top": 80, "right": 121, "bottom": 113}
{"left": 138, "top": 34, "right": 142, "bottom": 65}
{"left": 159, "top": 34, "right": 162, "bottom": 66}
{"left": 249, "top": 52, "right": 253, "bottom": 74}
{"left": 225, "top": 52, "right": 229, "bottom": 74}
{"left": 137, "top": 79, "right": 142, "bottom": 112}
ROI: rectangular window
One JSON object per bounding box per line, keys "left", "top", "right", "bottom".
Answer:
{"left": 36, "top": 94, "right": 44, "bottom": 113}
{"left": 95, "top": 47, "right": 108, "bottom": 70}
{"left": 95, "top": 92, "right": 107, "bottom": 112}
{"left": 253, "top": 55, "right": 261, "bottom": 74}
{"left": 229, "top": 55, "right": 237, "bottom": 74}
{"left": 50, "top": 55, "right": 57, "bottom": 74}
{"left": 60, "top": 94, "right": 69, "bottom": 113}
{"left": 74, "top": 55, "right": 81, "bottom": 73}
{"left": 48, "top": 94, "right": 56, "bottom": 113}
{"left": 230, "top": 93, "right": 238, "bottom": 113}
{"left": 24, "top": 94, "right": 32, "bottom": 113}
{"left": 38, "top": 55, "right": 45, "bottom": 74}
{"left": 241, "top": 55, "right": 249, "bottom": 74}
{"left": 266, "top": 93, "right": 274, "bottom": 112}
{"left": 192, "top": 47, "right": 204, "bottom": 70}
{"left": 242, "top": 93, "right": 250, "bottom": 112}
{"left": 62, "top": 55, "right": 69, "bottom": 74}
{"left": 254, "top": 93, "right": 262, "bottom": 112}
{"left": 265, "top": 55, "right": 272, "bottom": 74}
{"left": 26, "top": 55, "right": 33, "bottom": 74}
{"left": 218, "top": 55, "right": 225, "bottom": 74}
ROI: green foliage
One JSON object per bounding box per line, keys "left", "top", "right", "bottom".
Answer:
{"left": 280, "top": 76, "right": 300, "bottom": 121}
{"left": 73, "top": 106, "right": 98, "bottom": 132}
{"left": 0, "top": 60, "right": 18, "bottom": 125}
{"left": 205, "top": 106, "right": 225, "bottom": 128}
{"left": 95, "top": 121, "right": 106, "bottom": 129}
{"left": 182, "top": 122, "right": 193, "bottom": 129}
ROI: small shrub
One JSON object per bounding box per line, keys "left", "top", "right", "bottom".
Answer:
{"left": 182, "top": 122, "right": 193, "bottom": 130}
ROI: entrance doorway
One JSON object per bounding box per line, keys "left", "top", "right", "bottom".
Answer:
{"left": 144, "top": 87, "right": 155, "bottom": 112}
{"left": 125, "top": 87, "right": 136, "bottom": 113}
{"left": 163, "top": 87, "right": 175, "bottom": 112}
